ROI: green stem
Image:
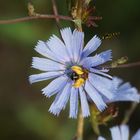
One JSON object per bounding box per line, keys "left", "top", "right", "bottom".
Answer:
{"left": 76, "top": 108, "right": 84, "bottom": 140}
{"left": 122, "top": 103, "right": 138, "bottom": 124}
{"left": 90, "top": 105, "right": 100, "bottom": 136}
{"left": 90, "top": 116, "right": 100, "bottom": 136}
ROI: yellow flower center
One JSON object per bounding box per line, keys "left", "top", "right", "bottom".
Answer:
{"left": 71, "top": 66, "right": 84, "bottom": 75}
{"left": 71, "top": 66, "right": 88, "bottom": 88}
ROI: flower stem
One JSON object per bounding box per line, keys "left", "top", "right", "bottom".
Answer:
{"left": 122, "top": 102, "right": 138, "bottom": 124}
{"left": 90, "top": 105, "right": 100, "bottom": 136}
{"left": 76, "top": 108, "right": 84, "bottom": 140}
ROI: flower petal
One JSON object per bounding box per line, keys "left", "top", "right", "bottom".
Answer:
{"left": 72, "top": 29, "right": 84, "bottom": 62}
{"left": 99, "top": 68, "right": 110, "bottom": 73}
{"left": 60, "top": 27, "right": 74, "bottom": 61}
{"left": 107, "top": 77, "right": 140, "bottom": 103}
{"left": 90, "top": 68, "right": 112, "bottom": 79}
{"left": 47, "top": 35, "right": 70, "bottom": 62}
{"left": 35, "top": 40, "right": 63, "bottom": 63}
{"left": 111, "top": 77, "right": 123, "bottom": 91}
{"left": 110, "top": 88, "right": 140, "bottom": 103}
{"left": 82, "top": 35, "right": 101, "bottom": 57}
{"left": 79, "top": 87, "right": 90, "bottom": 117}
{"left": 89, "top": 73, "right": 114, "bottom": 99}
{"left": 32, "top": 57, "right": 65, "bottom": 71}
{"left": 48, "top": 91, "right": 62, "bottom": 116}
{"left": 120, "top": 125, "right": 129, "bottom": 140}
{"left": 119, "top": 82, "right": 132, "bottom": 91}
{"left": 69, "top": 87, "right": 79, "bottom": 118}
{"left": 110, "top": 126, "right": 121, "bottom": 140}
{"left": 132, "top": 129, "right": 140, "bottom": 140}
{"left": 81, "top": 50, "right": 112, "bottom": 69}
{"left": 49, "top": 82, "right": 72, "bottom": 116}
{"left": 85, "top": 80, "right": 107, "bottom": 111}
{"left": 29, "top": 71, "right": 63, "bottom": 84}
{"left": 42, "top": 75, "right": 68, "bottom": 97}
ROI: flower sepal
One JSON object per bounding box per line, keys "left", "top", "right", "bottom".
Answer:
{"left": 90, "top": 103, "right": 118, "bottom": 135}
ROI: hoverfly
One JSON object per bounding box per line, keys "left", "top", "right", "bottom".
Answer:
{"left": 102, "top": 32, "right": 120, "bottom": 40}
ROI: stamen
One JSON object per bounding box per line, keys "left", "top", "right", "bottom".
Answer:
{"left": 70, "top": 66, "right": 88, "bottom": 88}
{"left": 73, "top": 78, "right": 85, "bottom": 88}
{"left": 71, "top": 66, "right": 84, "bottom": 75}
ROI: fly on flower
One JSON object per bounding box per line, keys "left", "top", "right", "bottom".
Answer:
{"left": 29, "top": 27, "right": 139, "bottom": 118}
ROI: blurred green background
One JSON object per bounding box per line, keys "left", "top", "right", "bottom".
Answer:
{"left": 0, "top": 0, "right": 140, "bottom": 140}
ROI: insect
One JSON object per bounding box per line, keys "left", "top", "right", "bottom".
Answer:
{"left": 71, "top": 72, "right": 79, "bottom": 81}
{"left": 102, "top": 32, "right": 120, "bottom": 40}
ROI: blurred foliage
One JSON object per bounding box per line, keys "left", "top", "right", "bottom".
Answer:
{"left": 0, "top": 0, "right": 140, "bottom": 140}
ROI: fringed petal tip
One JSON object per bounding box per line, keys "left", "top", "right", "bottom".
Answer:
{"left": 69, "top": 114, "right": 77, "bottom": 119}
{"left": 60, "top": 27, "right": 71, "bottom": 33}
{"left": 69, "top": 111, "right": 90, "bottom": 119}
{"left": 31, "top": 57, "right": 36, "bottom": 68}
{"left": 49, "top": 107, "right": 61, "bottom": 117}
{"left": 41, "top": 89, "right": 56, "bottom": 98}
{"left": 83, "top": 113, "right": 90, "bottom": 118}
{"left": 69, "top": 109, "right": 91, "bottom": 119}
{"left": 94, "top": 35, "right": 101, "bottom": 42}
{"left": 49, "top": 100, "right": 91, "bottom": 119}
{"left": 103, "top": 49, "right": 112, "bottom": 61}
{"left": 99, "top": 104, "right": 107, "bottom": 112}
{"left": 41, "top": 90, "right": 50, "bottom": 98}
{"left": 35, "top": 40, "right": 45, "bottom": 51}
{"left": 49, "top": 111, "right": 90, "bottom": 119}
{"left": 82, "top": 35, "right": 101, "bottom": 57}
{"left": 93, "top": 35, "right": 102, "bottom": 49}
{"left": 70, "top": 111, "right": 91, "bottom": 118}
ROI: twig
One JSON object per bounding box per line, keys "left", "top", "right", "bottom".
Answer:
{"left": 74, "top": 108, "right": 84, "bottom": 140}
{"left": 0, "top": 14, "right": 72, "bottom": 24}
{"left": 105, "top": 61, "right": 140, "bottom": 69}
{"left": 112, "top": 61, "right": 140, "bottom": 68}
{"left": 51, "top": 0, "right": 60, "bottom": 24}
{"left": 51, "top": 0, "right": 62, "bottom": 36}
{"left": 122, "top": 103, "right": 138, "bottom": 124}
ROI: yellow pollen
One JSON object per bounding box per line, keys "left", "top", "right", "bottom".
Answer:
{"left": 71, "top": 66, "right": 84, "bottom": 75}
{"left": 73, "top": 78, "right": 85, "bottom": 88}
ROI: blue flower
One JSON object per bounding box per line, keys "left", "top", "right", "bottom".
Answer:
{"left": 29, "top": 27, "right": 113, "bottom": 118}
{"left": 104, "top": 77, "right": 140, "bottom": 103}
{"left": 98, "top": 125, "right": 140, "bottom": 140}
{"left": 29, "top": 27, "right": 139, "bottom": 118}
